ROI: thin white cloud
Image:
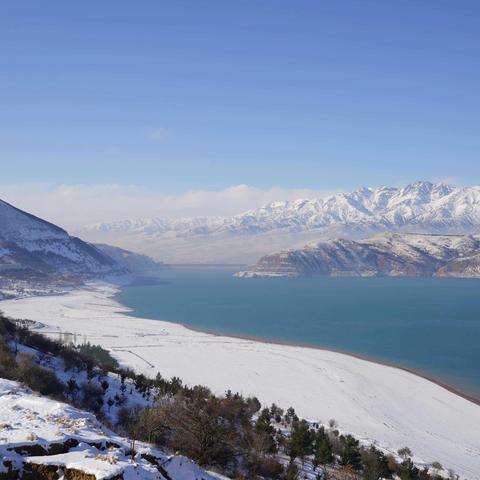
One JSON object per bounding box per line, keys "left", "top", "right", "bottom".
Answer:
{"left": 0, "top": 183, "right": 337, "bottom": 231}
{"left": 148, "top": 127, "right": 168, "bottom": 141}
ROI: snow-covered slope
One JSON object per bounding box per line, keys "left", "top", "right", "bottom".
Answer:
{"left": 78, "top": 182, "right": 480, "bottom": 263}
{"left": 0, "top": 199, "right": 123, "bottom": 278}
{"left": 0, "top": 378, "right": 226, "bottom": 480}
{"left": 236, "top": 233, "right": 480, "bottom": 278}
{"left": 4, "top": 285, "right": 480, "bottom": 479}
{"left": 93, "top": 244, "right": 164, "bottom": 274}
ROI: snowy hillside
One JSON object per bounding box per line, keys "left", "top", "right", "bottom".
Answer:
{"left": 0, "top": 378, "right": 226, "bottom": 480}
{"left": 78, "top": 182, "right": 480, "bottom": 263}
{"left": 236, "top": 233, "right": 480, "bottom": 278}
{"left": 0, "top": 199, "right": 124, "bottom": 279}
{"left": 93, "top": 243, "right": 164, "bottom": 274}
{"left": 3, "top": 285, "right": 478, "bottom": 479}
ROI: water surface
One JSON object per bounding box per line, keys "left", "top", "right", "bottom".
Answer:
{"left": 117, "top": 268, "right": 480, "bottom": 399}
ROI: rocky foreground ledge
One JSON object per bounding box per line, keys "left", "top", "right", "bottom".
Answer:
{"left": 0, "top": 379, "right": 225, "bottom": 480}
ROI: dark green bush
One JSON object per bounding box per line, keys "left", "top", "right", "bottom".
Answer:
{"left": 77, "top": 342, "right": 118, "bottom": 370}
{"left": 16, "top": 352, "right": 65, "bottom": 397}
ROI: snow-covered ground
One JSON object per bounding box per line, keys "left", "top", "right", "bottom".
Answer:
{"left": 2, "top": 283, "right": 480, "bottom": 479}
{"left": 15, "top": 340, "right": 153, "bottom": 426}
{"left": 0, "top": 378, "right": 226, "bottom": 479}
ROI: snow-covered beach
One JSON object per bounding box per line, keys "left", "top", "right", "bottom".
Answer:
{"left": 2, "top": 282, "right": 480, "bottom": 479}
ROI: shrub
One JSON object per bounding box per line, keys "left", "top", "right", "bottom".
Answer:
{"left": 16, "top": 353, "right": 65, "bottom": 397}
{"left": 398, "top": 447, "right": 413, "bottom": 460}
{"left": 285, "top": 463, "right": 299, "bottom": 480}
{"left": 59, "top": 347, "right": 89, "bottom": 371}
{"left": 18, "top": 329, "right": 62, "bottom": 356}
{"left": 78, "top": 343, "right": 118, "bottom": 371}
{"left": 0, "top": 315, "right": 16, "bottom": 337}
{"left": 0, "top": 338, "right": 16, "bottom": 379}
{"left": 79, "top": 381, "right": 104, "bottom": 413}
{"left": 256, "top": 456, "right": 284, "bottom": 479}
{"left": 131, "top": 391, "right": 255, "bottom": 469}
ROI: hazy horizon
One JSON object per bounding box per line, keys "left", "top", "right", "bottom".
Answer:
{"left": 0, "top": 179, "right": 474, "bottom": 231}
{"left": 2, "top": 1, "right": 480, "bottom": 228}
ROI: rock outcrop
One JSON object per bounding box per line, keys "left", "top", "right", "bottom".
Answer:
{"left": 236, "top": 233, "right": 480, "bottom": 278}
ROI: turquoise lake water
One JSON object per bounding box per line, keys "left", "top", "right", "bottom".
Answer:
{"left": 116, "top": 268, "right": 480, "bottom": 399}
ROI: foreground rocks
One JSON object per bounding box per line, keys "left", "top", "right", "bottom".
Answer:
{"left": 0, "top": 379, "right": 226, "bottom": 480}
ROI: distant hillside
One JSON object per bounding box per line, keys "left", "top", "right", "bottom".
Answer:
{"left": 78, "top": 181, "right": 480, "bottom": 263}
{"left": 236, "top": 233, "right": 480, "bottom": 278}
{"left": 0, "top": 198, "right": 125, "bottom": 280}
{"left": 94, "top": 243, "right": 164, "bottom": 273}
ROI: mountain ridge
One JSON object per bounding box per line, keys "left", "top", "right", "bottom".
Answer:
{"left": 78, "top": 181, "right": 480, "bottom": 263}
{"left": 0, "top": 198, "right": 125, "bottom": 280}
{"left": 235, "top": 232, "right": 480, "bottom": 278}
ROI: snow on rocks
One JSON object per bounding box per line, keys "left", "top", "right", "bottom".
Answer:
{"left": 0, "top": 198, "right": 124, "bottom": 278}
{"left": 236, "top": 232, "right": 480, "bottom": 278}
{"left": 0, "top": 378, "right": 227, "bottom": 480}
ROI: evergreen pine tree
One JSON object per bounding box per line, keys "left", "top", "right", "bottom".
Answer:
{"left": 399, "top": 458, "right": 420, "bottom": 480}
{"left": 362, "top": 445, "right": 393, "bottom": 480}
{"left": 314, "top": 436, "right": 333, "bottom": 467}
{"left": 287, "top": 420, "right": 315, "bottom": 463}
{"left": 340, "top": 434, "right": 362, "bottom": 471}
{"left": 255, "top": 407, "right": 277, "bottom": 454}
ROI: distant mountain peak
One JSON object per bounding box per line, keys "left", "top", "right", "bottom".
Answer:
{"left": 78, "top": 181, "right": 480, "bottom": 263}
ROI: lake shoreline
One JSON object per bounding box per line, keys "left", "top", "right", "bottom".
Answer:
{"left": 117, "top": 273, "right": 480, "bottom": 407}
{"left": 119, "top": 297, "right": 480, "bottom": 408}
{"left": 3, "top": 281, "right": 480, "bottom": 478}
{"left": 183, "top": 324, "right": 480, "bottom": 407}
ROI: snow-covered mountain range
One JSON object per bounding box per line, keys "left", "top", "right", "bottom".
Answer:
{"left": 0, "top": 199, "right": 124, "bottom": 280}
{"left": 79, "top": 181, "right": 480, "bottom": 263}
{"left": 236, "top": 233, "right": 480, "bottom": 278}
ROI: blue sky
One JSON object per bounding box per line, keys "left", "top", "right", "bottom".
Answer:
{"left": 1, "top": 0, "right": 479, "bottom": 194}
